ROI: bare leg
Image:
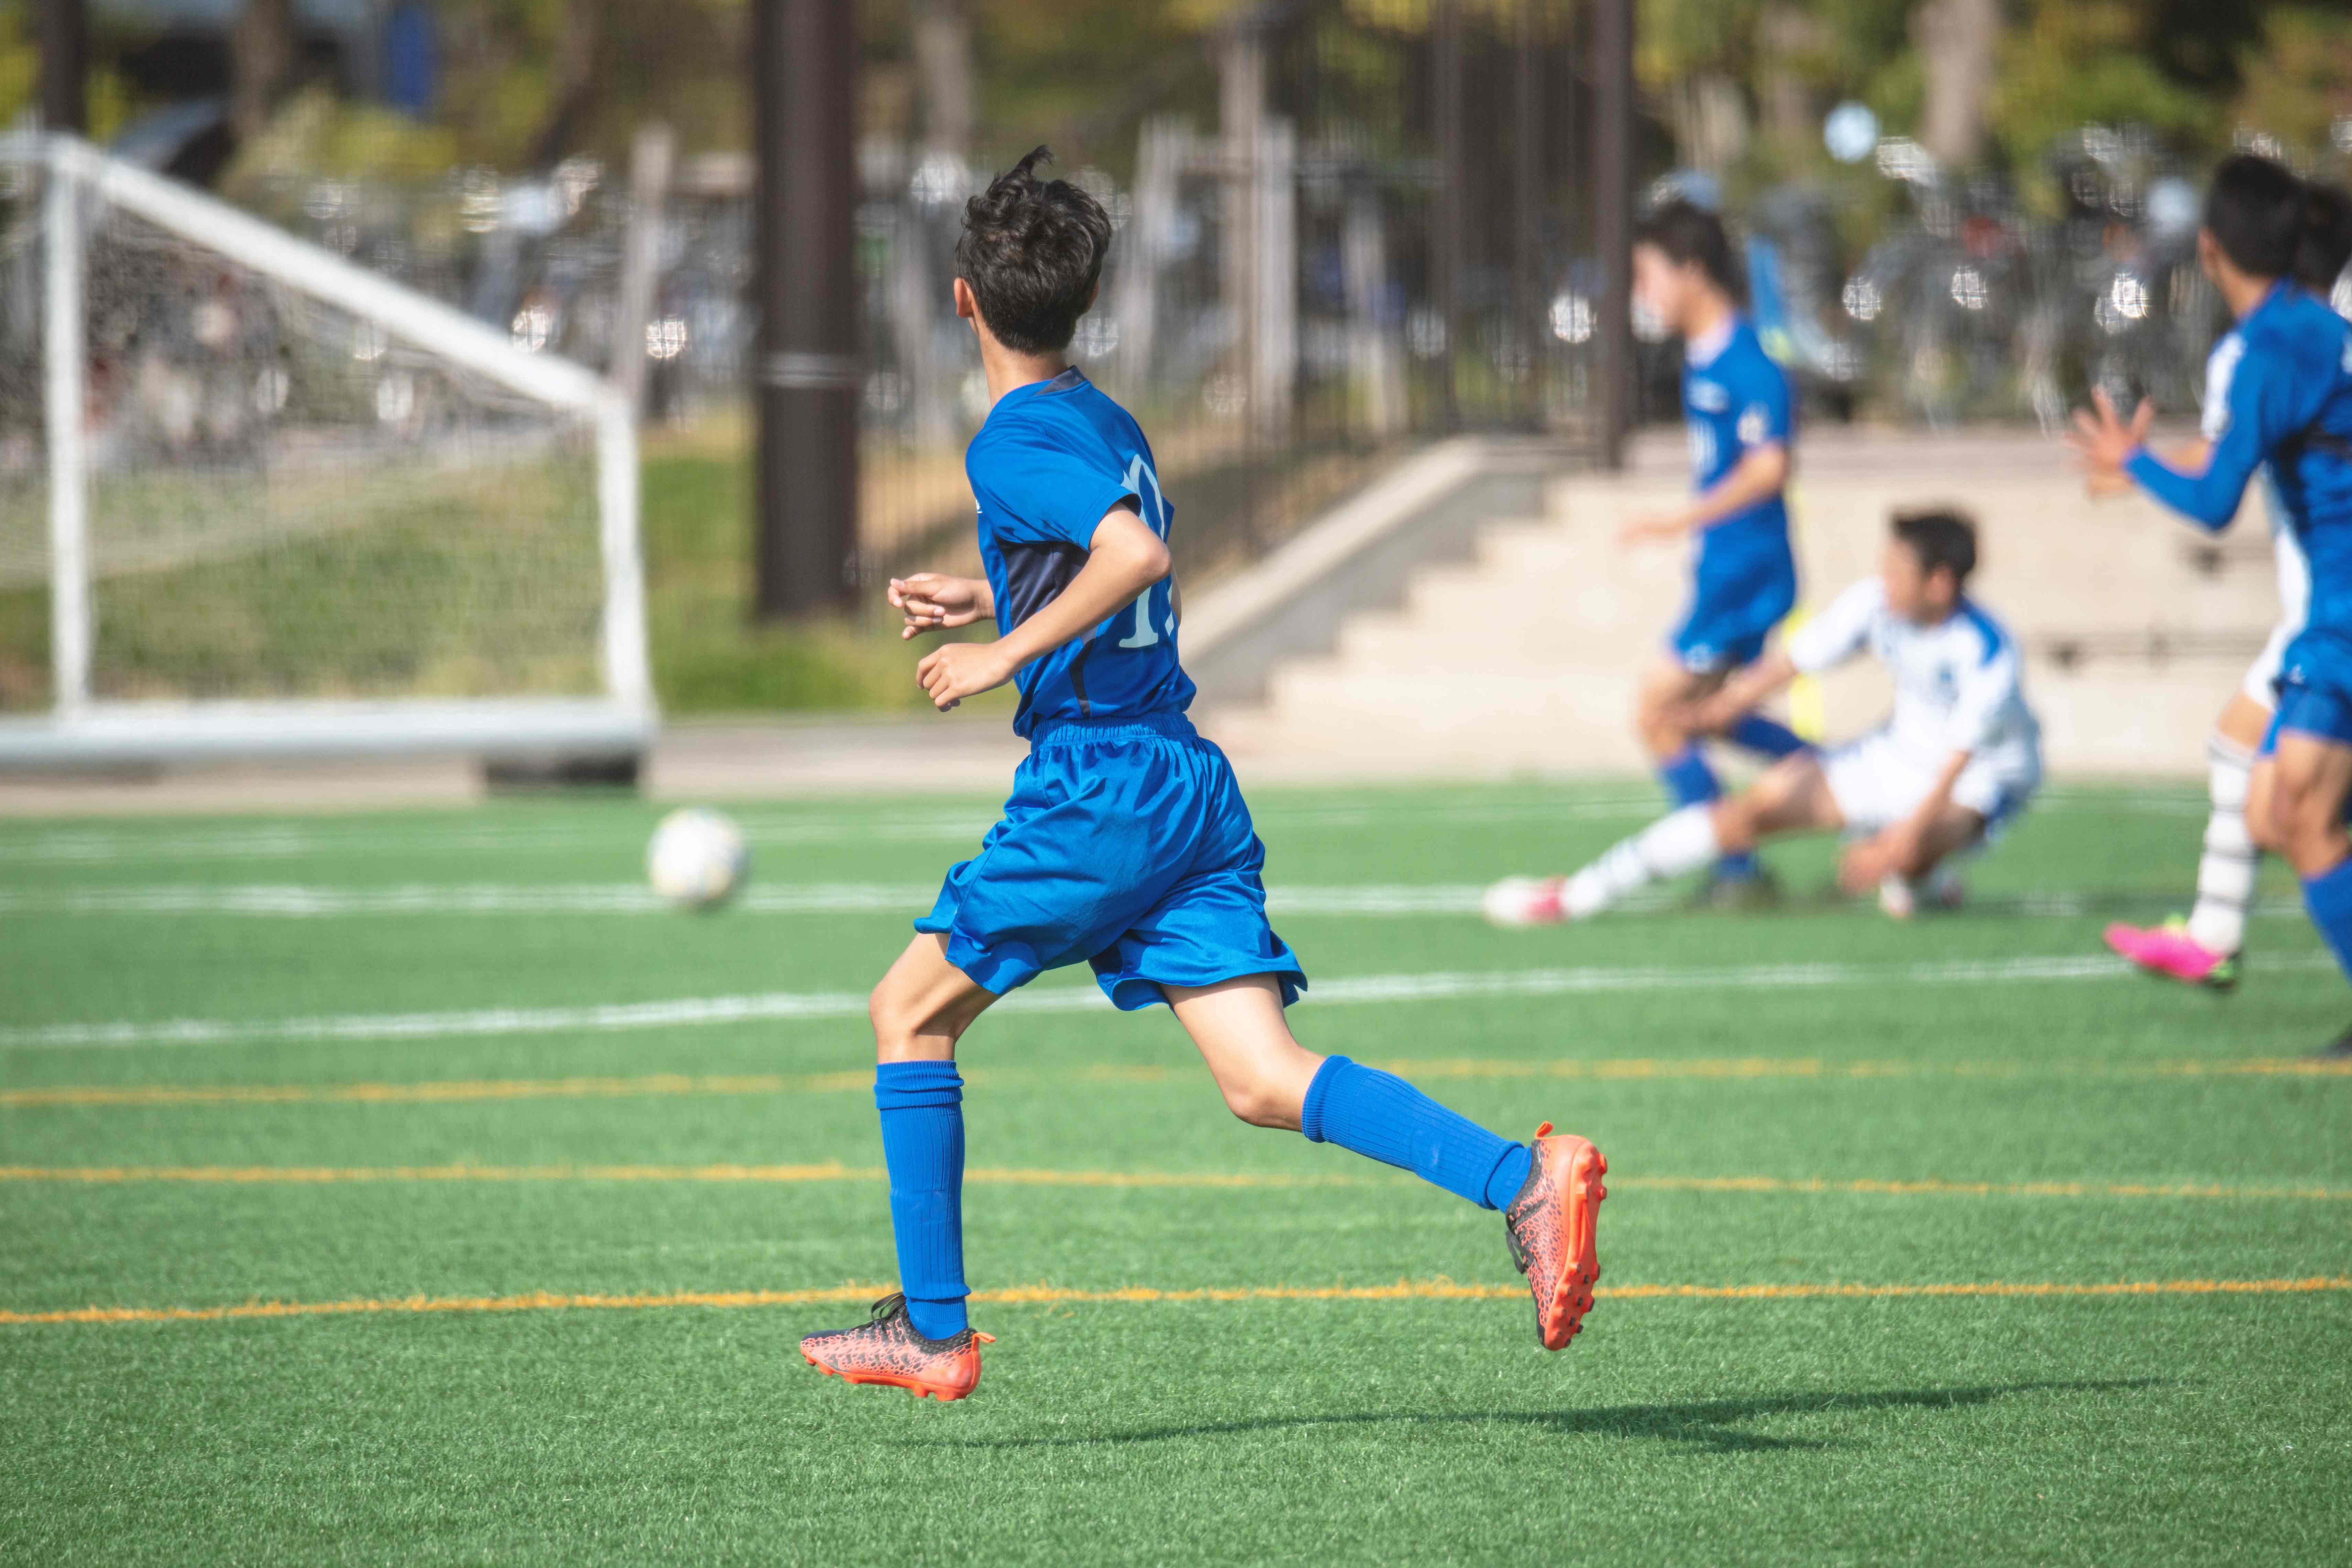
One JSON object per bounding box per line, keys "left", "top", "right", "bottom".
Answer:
{"left": 1557, "top": 753, "right": 1843, "bottom": 919}
{"left": 2272, "top": 730, "right": 2352, "bottom": 1008}
{"left": 1165, "top": 972, "right": 1540, "bottom": 1213}
{"left": 1710, "top": 751, "right": 1846, "bottom": 851}
{"left": 1633, "top": 656, "right": 1724, "bottom": 763}
{"left": 2271, "top": 732, "right": 2352, "bottom": 881}
{"left": 868, "top": 933, "right": 998, "bottom": 1063}
{"left": 1164, "top": 974, "right": 1323, "bottom": 1130}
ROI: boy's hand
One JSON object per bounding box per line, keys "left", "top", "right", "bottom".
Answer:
{"left": 1618, "top": 512, "right": 1687, "bottom": 548}
{"left": 2066, "top": 386, "right": 2154, "bottom": 488}
{"left": 890, "top": 574, "right": 988, "bottom": 640}
{"left": 1837, "top": 823, "right": 1919, "bottom": 894}
{"left": 915, "top": 640, "right": 1017, "bottom": 711}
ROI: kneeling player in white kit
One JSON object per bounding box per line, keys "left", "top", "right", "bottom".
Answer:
{"left": 1486, "top": 508, "right": 2040, "bottom": 925}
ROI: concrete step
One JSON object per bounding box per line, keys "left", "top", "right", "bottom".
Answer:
{"left": 1199, "top": 427, "right": 2290, "bottom": 782}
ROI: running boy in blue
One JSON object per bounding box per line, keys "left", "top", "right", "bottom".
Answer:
{"left": 1619, "top": 201, "right": 1806, "bottom": 903}
{"left": 2071, "top": 153, "right": 2352, "bottom": 1055}
{"left": 798, "top": 150, "right": 1607, "bottom": 1400}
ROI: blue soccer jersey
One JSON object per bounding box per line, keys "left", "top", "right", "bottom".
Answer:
{"left": 2127, "top": 283, "right": 2352, "bottom": 727}
{"left": 963, "top": 368, "right": 1194, "bottom": 737}
{"left": 1670, "top": 317, "right": 1798, "bottom": 670}
{"left": 1682, "top": 317, "right": 1795, "bottom": 582}
{"left": 921, "top": 367, "right": 1299, "bottom": 1010}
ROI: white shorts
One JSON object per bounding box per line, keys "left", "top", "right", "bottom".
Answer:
{"left": 1821, "top": 729, "right": 2041, "bottom": 837}
{"left": 2241, "top": 620, "right": 2295, "bottom": 709}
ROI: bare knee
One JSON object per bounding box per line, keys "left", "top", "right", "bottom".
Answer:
{"left": 1633, "top": 688, "right": 1681, "bottom": 758}
{"left": 1219, "top": 1078, "right": 1294, "bottom": 1129}
{"left": 868, "top": 979, "right": 963, "bottom": 1061}
{"left": 1208, "top": 1055, "right": 1310, "bottom": 1131}
{"left": 1709, "top": 794, "right": 1757, "bottom": 853}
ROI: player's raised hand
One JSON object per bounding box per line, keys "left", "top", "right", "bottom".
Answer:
{"left": 890, "top": 574, "right": 987, "bottom": 640}
{"left": 915, "top": 639, "right": 1017, "bottom": 711}
{"left": 2065, "top": 386, "right": 2154, "bottom": 489}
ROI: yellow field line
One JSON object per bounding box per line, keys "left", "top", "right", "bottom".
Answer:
{"left": 6, "top": 1275, "right": 2346, "bottom": 1328}
{"left": 3, "top": 1164, "right": 2347, "bottom": 1202}
{"left": 8, "top": 1054, "right": 2347, "bottom": 1110}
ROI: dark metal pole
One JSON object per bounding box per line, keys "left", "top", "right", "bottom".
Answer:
{"left": 1431, "top": 0, "right": 1462, "bottom": 431}
{"left": 38, "top": 0, "right": 88, "bottom": 134}
{"left": 753, "top": 0, "right": 860, "bottom": 619}
{"left": 1593, "top": 0, "right": 1634, "bottom": 468}
{"left": 1513, "top": 0, "right": 1540, "bottom": 427}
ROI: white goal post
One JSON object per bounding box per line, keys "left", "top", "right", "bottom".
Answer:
{"left": 0, "top": 133, "right": 654, "bottom": 767}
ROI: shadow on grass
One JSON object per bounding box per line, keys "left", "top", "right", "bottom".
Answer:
{"left": 933, "top": 1378, "right": 2164, "bottom": 1455}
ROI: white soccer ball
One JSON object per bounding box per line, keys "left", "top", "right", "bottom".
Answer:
{"left": 647, "top": 807, "right": 749, "bottom": 910}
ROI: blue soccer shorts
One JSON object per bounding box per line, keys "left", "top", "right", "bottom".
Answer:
{"left": 2264, "top": 634, "right": 2352, "bottom": 754}
{"left": 2267, "top": 683, "right": 2352, "bottom": 752}
{"left": 914, "top": 711, "right": 1306, "bottom": 1011}
{"left": 1670, "top": 558, "right": 1798, "bottom": 674}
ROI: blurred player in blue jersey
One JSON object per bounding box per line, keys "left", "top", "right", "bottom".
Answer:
{"left": 1613, "top": 202, "right": 1809, "bottom": 908}
{"left": 798, "top": 150, "right": 1607, "bottom": 1401}
{"left": 2103, "top": 173, "right": 2352, "bottom": 993}
{"left": 2072, "top": 154, "right": 2352, "bottom": 1054}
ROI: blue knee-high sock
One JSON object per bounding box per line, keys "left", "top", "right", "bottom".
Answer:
{"left": 1301, "top": 1056, "right": 1532, "bottom": 1210}
{"left": 1659, "top": 744, "right": 1756, "bottom": 879}
{"left": 1725, "top": 712, "right": 1808, "bottom": 760}
{"left": 1657, "top": 744, "right": 1719, "bottom": 808}
{"left": 874, "top": 1060, "right": 967, "bottom": 1339}
{"left": 2301, "top": 857, "right": 2352, "bottom": 984}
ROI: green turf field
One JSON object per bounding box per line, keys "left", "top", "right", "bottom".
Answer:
{"left": 2, "top": 781, "right": 2348, "bottom": 1563}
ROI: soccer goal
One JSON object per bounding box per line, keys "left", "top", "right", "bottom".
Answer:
{"left": 0, "top": 134, "right": 652, "bottom": 768}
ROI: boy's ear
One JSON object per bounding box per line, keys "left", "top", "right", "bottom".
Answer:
{"left": 952, "top": 276, "right": 978, "bottom": 321}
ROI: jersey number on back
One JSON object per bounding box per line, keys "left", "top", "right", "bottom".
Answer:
{"left": 1117, "top": 454, "right": 1177, "bottom": 650}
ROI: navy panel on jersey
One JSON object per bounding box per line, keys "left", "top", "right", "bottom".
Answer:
{"left": 964, "top": 369, "right": 1195, "bottom": 737}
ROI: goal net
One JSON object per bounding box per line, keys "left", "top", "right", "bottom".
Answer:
{"left": 0, "top": 135, "right": 651, "bottom": 766}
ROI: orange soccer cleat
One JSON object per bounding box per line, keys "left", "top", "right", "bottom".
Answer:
{"left": 801, "top": 1293, "right": 994, "bottom": 1401}
{"left": 1502, "top": 1122, "right": 1607, "bottom": 1351}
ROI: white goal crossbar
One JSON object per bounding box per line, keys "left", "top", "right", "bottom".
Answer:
{"left": 0, "top": 133, "right": 655, "bottom": 767}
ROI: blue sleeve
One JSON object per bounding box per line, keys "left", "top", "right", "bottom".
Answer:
{"left": 2125, "top": 342, "right": 2290, "bottom": 531}
{"left": 970, "top": 430, "right": 1140, "bottom": 549}
{"left": 1732, "top": 353, "right": 1793, "bottom": 451}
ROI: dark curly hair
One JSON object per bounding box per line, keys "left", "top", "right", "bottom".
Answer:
{"left": 1891, "top": 507, "right": 1978, "bottom": 589}
{"left": 2206, "top": 152, "right": 2352, "bottom": 289}
{"left": 955, "top": 146, "right": 1113, "bottom": 354}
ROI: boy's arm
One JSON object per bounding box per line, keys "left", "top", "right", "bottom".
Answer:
{"left": 1683, "top": 649, "right": 1799, "bottom": 732}
{"left": 890, "top": 573, "right": 994, "bottom": 639}
{"left": 2074, "top": 373, "right": 2268, "bottom": 532}
{"left": 915, "top": 504, "right": 1170, "bottom": 711}
{"left": 1621, "top": 443, "right": 1788, "bottom": 545}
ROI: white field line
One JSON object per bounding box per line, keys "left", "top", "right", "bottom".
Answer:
{"left": 3, "top": 949, "right": 2335, "bottom": 1053}
{"left": 0, "top": 881, "right": 2307, "bottom": 920}
{"left": 0, "top": 788, "right": 2202, "bottom": 864}
{"left": 0, "top": 882, "right": 1496, "bottom": 917}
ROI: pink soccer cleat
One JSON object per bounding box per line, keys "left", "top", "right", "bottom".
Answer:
{"left": 2104, "top": 918, "right": 2238, "bottom": 991}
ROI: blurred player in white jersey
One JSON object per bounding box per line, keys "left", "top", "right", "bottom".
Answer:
{"left": 2102, "top": 190, "right": 2352, "bottom": 989}
{"left": 1485, "top": 509, "right": 2040, "bottom": 925}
